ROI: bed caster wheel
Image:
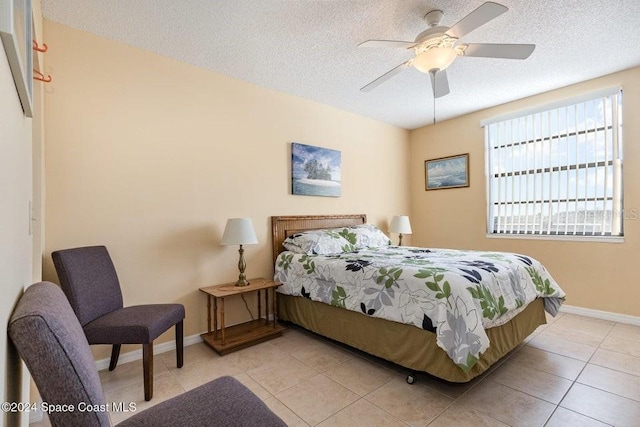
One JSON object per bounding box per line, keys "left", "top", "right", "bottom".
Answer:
{"left": 406, "top": 374, "right": 416, "bottom": 384}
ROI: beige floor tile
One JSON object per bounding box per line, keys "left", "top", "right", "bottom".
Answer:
{"left": 556, "top": 313, "right": 614, "bottom": 328}
{"left": 275, "top": 374, "right": 359, "bottom": 426}
{"left": 577, "top": 364, "right": 640, "bottom": 402}
{"left": 231, "top": 372, "right": 272, "bottom": 400}
{"left": 272, "top": 328, "right": 319, "bottom": 351}
{"left": 104, "top": 371, "right": 185, "bottom": 424}
{"left": 458, "top": 379, "right": 555, "bottom": 426}
{"left": 324, "top": 355, "right": 394, "bottom": 396}
{"left": 600, "top": 335, "right": 640, "bottom": 358}
{"left": 608, "top": 323, "right": 640, "bottom": 343}
{"left": 508, "top": 345, "right": 586, "bottom": 380}
{"left": 263, "top": 396, "right": 310, "bottom": 427}
{"left": 415, "top": 374, "right": 481, "bottom": 400}
{"left": 246, "top": 355, "right": 319, "bottom": 394}
{"left": 427, "top": 403, "right": 509, "bottom": 427}
{"left": 167, "top": 352, "right": 242, "bottom": 391}
{"left": 545, "top": 407, "right": 612, "bottom": 427}
{"left": 365, "top": 378, "right": 452, "bottom": 427}
{"left": 543, "top": 318, "right": 612, "bottom": 347}
{"left": 158, "top": 341, "right": 217, "bottom": 367}
{"left": 590, "top": 348, "right": 640, "bottom": 377}
{"left": 289, "top": 338, "right": 355, "bottom": 372}
{"left": 561, "top": 383, "right": 640, "bottom": 426}
{"left": 317, "top": 398, "right": 406, "bottom": 427}
{"left": 488, "top": 358, "right": 573, "bottom": 404}
{"left": 98, "top": 356, "right": 170, "bottom": 393}
{"left": 225, "top": 340, "right": 289, "bottom": 371}
{"left": 527, "top": 332, "right": 597, "bottom": 361}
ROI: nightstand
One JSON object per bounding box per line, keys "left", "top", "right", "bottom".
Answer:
{"left": 199, "top": 278, "right": 285, "bottom": 355}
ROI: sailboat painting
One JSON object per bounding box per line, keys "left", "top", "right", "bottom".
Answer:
{"left": 291, "top": 142, "right": 341, "bottom": 197}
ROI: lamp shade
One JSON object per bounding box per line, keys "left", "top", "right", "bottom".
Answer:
{"left": 390, "top": 216, "right": 412, "bottom": 234}
{"left": 221, "top": 218, "right": 258, "bottom": 245}
{"left": 413, "top": 47, "right": 457, "bottom": 73}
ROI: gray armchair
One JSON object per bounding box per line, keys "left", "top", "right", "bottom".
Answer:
{"left": 52, "top": 245, "right": 184, "bottom": 401}
{"left": 8, "top": 281, "right": 286, "bottom": 427}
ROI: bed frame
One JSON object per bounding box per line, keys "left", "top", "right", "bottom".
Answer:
{"left": 271, "top": 214, "right": 547, "bottom": 383}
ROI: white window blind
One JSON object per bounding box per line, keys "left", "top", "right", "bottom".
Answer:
{"left": 484, "top": 89, "right": 623, "bottom": 238}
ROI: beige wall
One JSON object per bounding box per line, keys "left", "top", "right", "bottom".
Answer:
{"left": 1, "top": 1, "right": 44, "bottom": 424}
{"left": 410, "top": 67, "right": 640, "bottom": 317}
{"left": 42, "top": 21, "right": 411, "bottom": 360}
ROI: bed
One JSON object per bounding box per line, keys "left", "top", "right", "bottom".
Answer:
{"left": 271, "top": 214, "right": 565, "bottom": 383}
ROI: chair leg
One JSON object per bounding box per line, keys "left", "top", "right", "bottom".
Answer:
{"left": 143, "top": 342, "right": 153, "bottom": 401}
{"left": 176, "top": 320, "right": 184, "bottom": 368}
{"left": 109, "top": 344, "right": 121, "bottom": 371}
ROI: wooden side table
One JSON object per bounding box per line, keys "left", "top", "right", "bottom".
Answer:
{"left": 199, "top": 278, "right": 285, "bottom": 355}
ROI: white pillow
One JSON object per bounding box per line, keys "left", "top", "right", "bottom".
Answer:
{"left": 334, "top": 224, "right": 391, "bottom": 249}
{"left": 283, "top": 229, "right": 352, "bottom": 255}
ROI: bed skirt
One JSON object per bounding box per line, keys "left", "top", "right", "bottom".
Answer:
{"left": 278, "top": 294, "right": 546, "bottom": 382}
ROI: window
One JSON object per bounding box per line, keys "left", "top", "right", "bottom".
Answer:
{"left": 483, "top": 88, "right": 623, "bottom": 238}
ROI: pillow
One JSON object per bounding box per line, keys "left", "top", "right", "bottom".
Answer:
{"left": 335, "top": 224, "right": 392, "bottom": 249}
{"left": 283, "top": 229, "right": 351, "bottom": 255}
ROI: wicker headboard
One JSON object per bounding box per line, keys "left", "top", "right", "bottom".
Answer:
{"left": 271, "top": 214, "right": 367, "bottom": 265}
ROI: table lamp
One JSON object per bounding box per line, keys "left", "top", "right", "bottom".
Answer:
{"left": 221, "top": 218, "right": 258, "bottom": 286}
{"left": 390, "top": 215, "right": 412, "bottom": 246}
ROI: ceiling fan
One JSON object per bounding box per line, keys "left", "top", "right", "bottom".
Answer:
{"left": 359, "top": 1, "right": 535, "bottom": 98}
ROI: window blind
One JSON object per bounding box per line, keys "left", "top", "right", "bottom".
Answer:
{"left": 485, "top": 89, "right": 623, "bottom": 237}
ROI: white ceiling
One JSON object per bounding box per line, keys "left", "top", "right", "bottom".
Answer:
{"left": 41, "top": 0, "right": 640, "bottom": 130}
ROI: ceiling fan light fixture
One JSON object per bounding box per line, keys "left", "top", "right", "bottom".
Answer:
{"left": 413, "top": 46, "right": 457, "bottom": 73}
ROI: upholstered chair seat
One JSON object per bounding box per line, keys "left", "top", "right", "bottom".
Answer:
{"left": 83, "top": 304, "right": 185, "bottom": 344}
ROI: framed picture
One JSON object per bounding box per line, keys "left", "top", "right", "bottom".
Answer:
{"left": 425, "top": 153, "right": 469, "bottom": 190}
{"left": 0, "top": 0, "right": 33, "bottom": 117}
{"left": 291, "top": 142, "right": 341, "bottom": 197}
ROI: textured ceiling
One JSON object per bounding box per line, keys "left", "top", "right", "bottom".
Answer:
{"left": 41, "top": 0, "right": 640, "bottom": 130}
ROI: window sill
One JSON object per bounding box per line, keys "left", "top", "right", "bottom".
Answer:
{"left": 485, "top": 233, "right": 624, "bottom": 244}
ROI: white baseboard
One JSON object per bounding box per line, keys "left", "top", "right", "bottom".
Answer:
{"left": 95, "top": 333, "right": 204, "bottom": 371}
{"left": 560, "top": 304, "right": 640, "bottom": 326}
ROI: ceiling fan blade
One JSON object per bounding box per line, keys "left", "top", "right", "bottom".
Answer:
{"left": 446, "top": 2, "right": 508, "bottom": 39}
{"left": 360, "top": 62, "right": 411, "bottom": 92}
{"left": 463, "top": 43, "right": 535, "bottom": 59}
{"left": 358, "top": 40, "right": 417, "bottom": 49}
{"left": 429, "top": 70, "right": 450, "bottom": 98}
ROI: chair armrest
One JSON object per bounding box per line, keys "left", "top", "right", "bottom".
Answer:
{"left": 116, "top": 376, "right": 286, "bottom": 427}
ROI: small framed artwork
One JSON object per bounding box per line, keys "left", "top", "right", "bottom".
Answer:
{"left": 291, "top": 142, "right": 341, "bottom": 197}
{"left": 0, "top": 0, "right": 33, "bottom": 117}
{"left": 425, "top": 153, "right": 469, "bottom": 190}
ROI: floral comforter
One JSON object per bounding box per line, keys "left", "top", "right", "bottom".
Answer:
{"left": 274, "top": 246, "right": 565, "bottom": 372}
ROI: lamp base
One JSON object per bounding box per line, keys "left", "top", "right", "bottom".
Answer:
{"left": 234, "top": 278, "right": 250, "bottom": 287}
{"left": 235, "top": 245, "right": 249, "bottom": 286}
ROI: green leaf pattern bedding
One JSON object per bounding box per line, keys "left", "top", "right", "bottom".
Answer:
{"left": 274, "top": 246, "right": 565, "bottom": 372}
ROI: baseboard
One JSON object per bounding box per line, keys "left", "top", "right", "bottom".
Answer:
{"left": 94, "top": 333, "right": 204, "bottom": 371}
{"left": 560, "top": 304, "right": 640, "bottom": 326}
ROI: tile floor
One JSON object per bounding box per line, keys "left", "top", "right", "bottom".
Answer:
{"left": 32, "top": 312, "right": 640, "bottom": 426}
